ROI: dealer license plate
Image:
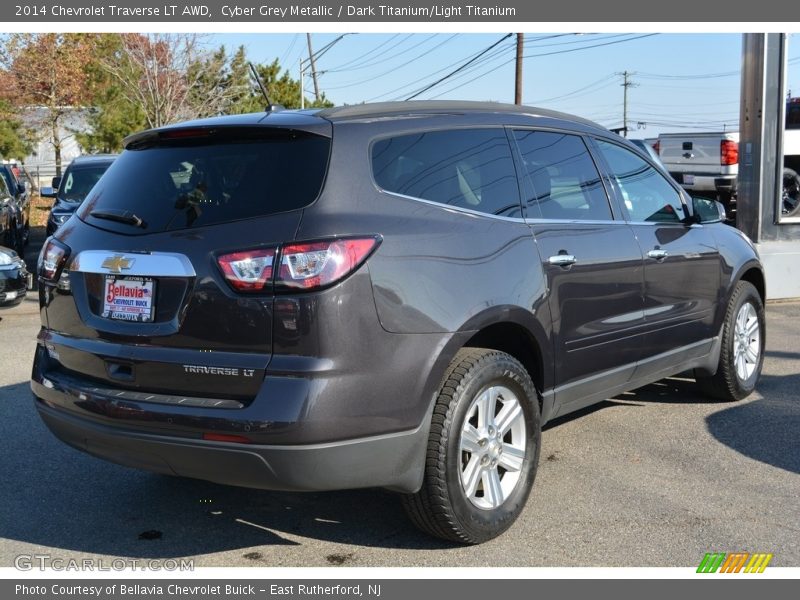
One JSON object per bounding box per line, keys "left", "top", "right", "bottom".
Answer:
{"left": 102, "top": 276, "right": 156, "bottom": 322}
{"left": 683, "top": 174, "right": 695, "bottom": 185}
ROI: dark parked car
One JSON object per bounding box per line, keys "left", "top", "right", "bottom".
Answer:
{"left": 41, "top": 155, "right": 117, "bottom": 236}
{"left": 0, "top": 163, "right": 31, "bottom": 252}
{"left": 0, "top": 245, "right": 29, "bottom": 307}
{"left": 32, "top": 102, "right": 766, "bottom": 544}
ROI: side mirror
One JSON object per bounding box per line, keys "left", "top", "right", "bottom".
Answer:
{"left": 17, "top": 183, "right": 26, "bottom": 196}
{"left": 40, "top": 187, "right": 57, "bottom": 198}
{"left": 51, "top": 176, "right": 61, "bottom": 189}
{"left": 692, "top": 196, "right": 726, "bottom": 224}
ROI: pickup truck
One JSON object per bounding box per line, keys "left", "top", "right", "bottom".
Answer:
{"left": 656, "top": 131, "right": 739, "bottom": 213}
{"left": 783, "top": 97, "right": 800, "bottom": 217}
{"left": 656, "top": 98, "right": 800, "bottom": 220}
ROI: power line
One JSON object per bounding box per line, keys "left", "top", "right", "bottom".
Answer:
{"left": 325, "top": 34, "right": 413, "bottom": 72}
{"left": 405, "top": 34, "right": 514, "bottom": 101}
{"left": 278, "top": 34, "right": 299, "bottom": 67}
{"left": 523, "top": 33, "right": 636, "bottom": 48}
{"left": 633, "top": 99, "right": 740, "bottom": 108}
{"left": 522, "top": 34, "right": 659, "bottom": 60}
{"left": 324, "top": 34, "right": 435, "bottom": 73}
{"left": 528, "top": 74, "right": 617, "bottom": 104}
{"left": 323, "top": 34, "right": 400, "bottom": 71}
{"left": 367, "top": 37, "right": 515, "bottom": 102}
{"left": 427, "top": 43, "right": 518, "bottom": 99}
{"left": 323, "top": 35, "right": 459, "bottom": 90}
{"left": 429, "top": 35, "right": 656, "bottom": 101}
{"left": 637, "top": 70, "right": 739, "bottom": 80}
{"left": 522, "top": 33, "right": 577, "bottom": 43}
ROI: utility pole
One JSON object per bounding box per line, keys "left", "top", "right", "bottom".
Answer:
{"left": 619, "top": 71, "right": 638, "bottom": 138}
{"left": 306, "top": 33, "right": 320, "bottom": 104}
{"left": 300, "top": 57, "right": 305, "bottom": 110}
{"left": 515, "top": 33, "right": 524, "bottom": 104}
{"left": 300, "top": 33, "right": 353, "bottom": 109}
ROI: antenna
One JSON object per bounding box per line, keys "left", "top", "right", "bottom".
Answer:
{"left": 249, "top": 62, "right": 283, "bottom": 112}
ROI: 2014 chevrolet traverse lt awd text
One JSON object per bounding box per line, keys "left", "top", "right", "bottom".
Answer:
{"left": 32, "top": 102, "right": 765, "bottom": 544}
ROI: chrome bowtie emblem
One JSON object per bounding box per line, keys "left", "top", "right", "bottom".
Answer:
{"left": 101, "top": 255, "right": 135, "bottom": 273}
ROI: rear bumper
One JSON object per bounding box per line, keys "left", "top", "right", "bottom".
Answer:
{"left": 34, "top": 395, "right": 426, "bottom": 493}
{"left": 669, "top": 172, "right": 737, "bottom": 195}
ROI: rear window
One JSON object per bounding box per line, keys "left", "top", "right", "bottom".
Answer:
{"left": 78, "top": 131, "right": 330, "bottom": 233}
{"left": 60, "top": 165, "right": 112, "bottom": 202}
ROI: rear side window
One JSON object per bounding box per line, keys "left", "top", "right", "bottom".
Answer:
{"left": 79, "top": 132, "right": 330, "bottom": 233}
{"left": 0, "top": 169, "right": 13, "bottom": 197}
{"left": 371, "top": 128, "right": 521, "bottom": 218}
{"left": 594, "top": 139, "right": 685, "bottom": 223}
{"left": 512, "top": 130, "right": 612, "bottom": 221}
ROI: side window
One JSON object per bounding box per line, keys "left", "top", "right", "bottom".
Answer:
{"left": 512, "top": 130, "right": 612, "bottom": 221}
{"left": 595, "top": 139, "right": 686, "bottom": 223}
{"left": 0, "top": 171, "right": 12, "bottom": 197}
{"left": 371, "top": 129, "right": 521, "bottom": 217}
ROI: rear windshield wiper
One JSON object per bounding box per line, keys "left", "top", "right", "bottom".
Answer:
{"left": 89, "top": 209, "right": 146, "bottom": 228}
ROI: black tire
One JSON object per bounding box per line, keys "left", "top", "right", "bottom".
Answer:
{"left": 717, "top": 190, "right": 734, "bottom": 211}
{"left": 695, "top": 281, "right": 765, "bottom": 401}
{"left": 402, "top": 348, "right": 541, "bottom": 544}
{"left": 783, "top": 168, "right": 800, "bottom": 217}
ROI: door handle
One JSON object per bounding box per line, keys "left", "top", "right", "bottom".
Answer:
{"left": 647, "top": 249, "right": 668, "bottom": 261}
{"left": 548, "top": 254, "right": 577, "bottom": 267}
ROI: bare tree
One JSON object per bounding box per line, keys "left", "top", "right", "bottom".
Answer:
{"left": 101, "top": 33, "right": 226, "bottom": 129}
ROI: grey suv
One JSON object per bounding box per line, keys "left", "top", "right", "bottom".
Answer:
{"left": 32, "top": 101, "right": 765, "bottom": 544}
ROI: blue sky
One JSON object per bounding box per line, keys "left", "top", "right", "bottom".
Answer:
{"left": 208, "top": 32, "right": 800, "bottom": 138}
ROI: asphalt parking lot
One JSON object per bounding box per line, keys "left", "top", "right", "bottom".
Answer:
{"left": 1, "top": 233, "right": 798, "bottom": 568}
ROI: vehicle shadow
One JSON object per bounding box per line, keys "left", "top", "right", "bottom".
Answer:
{"left": 542, "top": 398, "right": 645, "bottom": 431}
{"left": 610, "top": 374, "right": 800, "bottom": 475}
{"left": 0, "top": 381, "right": 454, "bottom": 562}
{"left": 610, "top": 376, "right": 724, "bottom": 405}
{"left": 704, "top": 373, "right": 800, "bottom": 474}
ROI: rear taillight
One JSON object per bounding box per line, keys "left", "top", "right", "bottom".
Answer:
{"left": 721, "top": 139, "right": 738, "bottom": 166}
{"left": 276, "top": 237, "right": 380, "bottom": 291}
{"left": 216, "top": 237, "right": 380, "bottom": 294}
{"left": 202, "top": 432, "right": 251, "bottom": 444}
{"left": 217, "top": 249, "right": 276, "bottom": 292}
{"left": 38, "top": 238, "right": 70, "bottom": 281}
{"left": 652, "top": 140, "right": 660, "bottom": 155}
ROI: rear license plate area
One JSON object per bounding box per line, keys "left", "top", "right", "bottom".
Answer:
{"left": 102, "top": 276, "right": 156, "bottom": 322}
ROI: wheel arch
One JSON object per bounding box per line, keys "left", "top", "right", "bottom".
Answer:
{"left": 419, "top": 306, "right": 554, "bottom": 429}
{"left": 738, "top": 263, "right": 766, "bottom": 305}
{"left": 714, "top": 259, "right": 766, "bottom": 344}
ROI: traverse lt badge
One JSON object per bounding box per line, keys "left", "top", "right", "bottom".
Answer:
{"left": 102, "top": 255, "right": 135, "bottom": 274}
